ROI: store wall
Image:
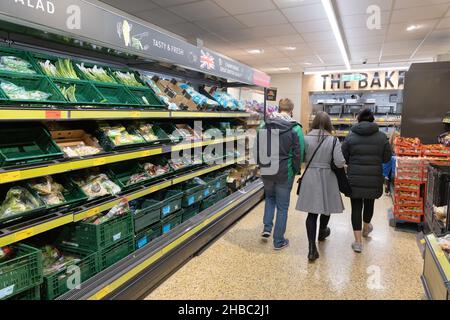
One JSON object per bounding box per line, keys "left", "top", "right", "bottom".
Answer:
{"left": 402, "top": 62, "right": 450, "bottom": 144}
{"left": 269, "top": 73, "right": 303, "bottom": 123}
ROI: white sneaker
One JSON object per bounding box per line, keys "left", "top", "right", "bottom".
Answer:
{"left": 352, "top": 242, "right": 363, "bottom": 253}
{"left": 363, "top": 224, "right": 374, "bottom": 238}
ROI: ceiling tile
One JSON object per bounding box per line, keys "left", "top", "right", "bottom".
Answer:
{"left": 281, "top": 3, "right": 327, "bottom": 22}
{"left": 152, "top": 0, "right": 198, "bottom": 6}
{"left": 301, "top": 30, "right": 336, "bottom": 42}
{"left": 428, "top": 28, "right": 450, "bottom": 40}
{"left": 265, "top": 34, "right": 306, "bottom": 45}
{"left": 293, "top": 19, "right": 331, "bottom": 33}
{"left": 336, "top": 0, "right": 393, "bottom": 16}
{"left": 134, "top": 8, "right": 187, "bottom": 26}
{"left": 347, "top": 35, "right": 385, "bottom": 47}
{"left": 438, "top": 17, "right": 450, "bottom": 28}
{"left": 274, "top": 0, "right": 320, "bottom": 9}
{"left": 390, "top": 4, "right": 449, "bottom": 23}
{"left": 215, "top": 28, "right": 258, "bottom": 41}
{"left": 235, "top": 10, "right": 288, "bottom": 27}
{"left": 394, "top": 0, "right": 450, "bottom": 9}
{"left": 163, "top": 22, "right": 207, "bottom": 37}
{"left": 381, "top": 54, "right": 412, "bottom": 62}
{"left": 341, "top": 11, "right": 391, "bottom": 29}
{"left": 99, "top": 0, "right": 158, "bottom": 13}
{"left": 213, "top": 0, "right": 276, "bottom": 14}
{"left": 248, "top": 24, "right": 298, "bottom": 38}
{"left": 344, "top": 27, "right": 386, "bottom": 39}
{"left": 168, "top": 1, "right": 229, "bottom": 21}
{"left": 195, "top": 16, "right": 247, "bottom": 33}
{"left": 385, "top": 20, "right": 438, "bottom": 41}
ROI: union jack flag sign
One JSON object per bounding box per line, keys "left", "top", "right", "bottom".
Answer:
{"left": 200, "top": 50, "right": 215, "bottom": 70}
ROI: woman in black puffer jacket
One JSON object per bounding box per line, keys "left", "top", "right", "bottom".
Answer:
{"left": 342, "top": 109, "right": 392, "bottom": 253}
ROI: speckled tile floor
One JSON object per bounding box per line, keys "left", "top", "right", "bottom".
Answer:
{"left": 146, "top": 188, "right": 426, "bottom": 300}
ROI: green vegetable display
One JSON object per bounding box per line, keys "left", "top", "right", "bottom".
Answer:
{"left": 0, "top": 187, "right": 42, "bottom": 219}
{"left": 0, "top": 80, "right": 51, "bottom": 101}
{"left": 41, "top": 245, "right": 80, "bottom": 276}
{"left": 100, "top": 125, "right": 146, "bottom": 146}
{"left": 57, "top": 84, "right": 77, "bottom": 102}
{"left": 39, "top": 59, "right": 79, "bottom": 79}
{"left": 84, "top": 200, "right": 129, "bottom": 225}
{"left": 73, "top": 173, "right": 121, "bottom": 200}
{"left": 113, "top": 71, "right": 143, "bottom": 87}
{"left": 76, "top": 63, "right": 116, "bottom": 83}
{"left": 0, "top": 56, "right": 36, "bottom": 74}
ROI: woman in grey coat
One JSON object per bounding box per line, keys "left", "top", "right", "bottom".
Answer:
{"left": 296, "top": 112, "right": 346, "bottom": 262}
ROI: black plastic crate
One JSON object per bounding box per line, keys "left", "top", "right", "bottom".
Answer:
{"left": 132, "top": 198, "right": 163, "bottom": 234}
{"left": 426, "top": 164, "right": 450, "bottom": 208}
{"left": 151, "top": 189, "right": 183, "bottom": 219}
{"left": 181, "top": 203, "right": 200, "bottom": 222}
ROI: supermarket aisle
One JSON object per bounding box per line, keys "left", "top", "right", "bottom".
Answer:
{"left": 146, "top": 187, "right": 425, "bottom": 300}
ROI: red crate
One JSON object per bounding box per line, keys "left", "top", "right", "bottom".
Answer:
{"left": 394, "top": 213, "right": 423, "bottom": 223}
{"left": 395, "top": 182, "right": 421, "bottom": 193}
{"left": 394, "top": 188, "right": 421, "bottom": 200}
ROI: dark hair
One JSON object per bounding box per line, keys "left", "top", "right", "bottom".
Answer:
{"left": 311, "top": 112, "right": 333, "bottom": 140}
{"left": 357, "top": 108, "right": 375, "bottom": 123}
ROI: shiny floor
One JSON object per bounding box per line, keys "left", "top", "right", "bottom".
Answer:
{"left": 146, "top": 188, "right": 426, "bottom": 300}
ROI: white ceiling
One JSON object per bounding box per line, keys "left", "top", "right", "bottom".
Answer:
{"left": 99, "top": 0, "right": 450, "bottom": 74}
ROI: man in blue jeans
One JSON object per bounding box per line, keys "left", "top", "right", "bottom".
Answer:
{"left": 255, "top": 99, "right": 304, "bottom": 250}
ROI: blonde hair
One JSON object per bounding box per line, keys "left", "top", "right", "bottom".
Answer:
{"left": 279, "top": 98, "right": 294, "bottom": 113}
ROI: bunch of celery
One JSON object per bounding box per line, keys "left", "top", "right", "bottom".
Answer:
{"left": 76, "top": 63, "right": 116, "bottom": 83}
{"left": 39, "top": 59, "right": 79, "bottom": 79}
{"left": 113, "top": 71, "right": 143, "bottom": 87}
{"left": 58, "top": 84, "right": 77, "bottom": 102}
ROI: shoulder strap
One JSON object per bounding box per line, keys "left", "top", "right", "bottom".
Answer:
{"left": 301, "top": 136, "right": 326, "bottom": 178}
{"left": 331, "top": 136, "right": 337, "bottom": 162}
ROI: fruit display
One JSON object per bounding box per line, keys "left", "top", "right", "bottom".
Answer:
{"left": 83, "top": 200, "right": 129, "bottom": 225}
{"left": 72, "top": 173, "right": 121, "bottom": 200}
{"left": 41, "top": 245, "right": 80, "bottom": 276}
{"left": 112, "top": 71, "right": 142, "bottom": 87}
{"left": 76, "top": 63, "right": 116, "bottom": 83}
{"left": 99, "top": 124, "right": 145, "bottom": 146}
{"left": 0, "top": 55, "right": 36, "bottom": 74}
{"left": 0, "top": 80, "right": 51, "bottom": 100}
{"left": 30, "top": 176, "right": 65, "bottom": 207}
{"left": 0, "top": 186, "right": 42, "bottom": 219}
{"left": 38, "top": 59, "right": 79, "bottom": 79}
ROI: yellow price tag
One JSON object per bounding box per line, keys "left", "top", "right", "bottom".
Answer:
{"left": 93, "top": 158, "right": 107, "bottom": 166}
{"left": 1, "top": 171, "right": 21, "bottom": 183}
{"left": 131, "top": 111, "right": 142, "bottom": 118}
{"left": 15, "top": 228, "right": 35, "bottom": 242}
{"left": 140, "top": 150, "right": 152, "bottom": 157}
{"left": 85, "top": 207, "right": 100, "bottom": 218}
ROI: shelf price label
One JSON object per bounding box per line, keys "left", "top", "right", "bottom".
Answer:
{"left": 131, "top": 111, "right": 142, "bottom": 118}
{"left": 15, "top": 228, "right": 35, "bottom": 242}
{"left": 92, "top": 158, "right": 107, "bottom": 167}
{"left": 0, "top": 171, "right": 21, "bottom": 183}
{"left": 45, "top": 110, "right": 62, "bottom": 119}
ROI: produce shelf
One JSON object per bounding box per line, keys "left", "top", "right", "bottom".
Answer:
{"left": 0, "top": 108, "right": 250, "bottom": 121}
{"left": 0, "top": 157, "right": 244, "bottom": 247}
{"left": 0, "top": 136, "right": 245, "bottom": 184}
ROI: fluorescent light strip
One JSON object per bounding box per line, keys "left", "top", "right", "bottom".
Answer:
{"left": 321, "top": 0, "right": 351, "bottom": 70}
{"left": 304, "top": 66, "right": 410, "bottom": 75}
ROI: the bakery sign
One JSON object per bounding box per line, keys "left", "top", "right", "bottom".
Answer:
{"left": 312, "top": 70, "right": 406, "bottom": 91}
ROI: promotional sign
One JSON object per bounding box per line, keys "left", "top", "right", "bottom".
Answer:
{"left": 266, "top": 88, "right": 278, "bottom": 101}
{"left": 0, "top": 0, "right": 270, "bottom": 86}
{"left": 309, "top": 70, "right": 406, "bottom": 92}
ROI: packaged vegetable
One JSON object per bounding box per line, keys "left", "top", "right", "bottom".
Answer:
{"left": 143, "top": 162, "right": 170, "bottom": 177}
{"left": 73, "top": 173, "right": 121, "bottom": 200}
{"left": 100, "top": 125, "right": 146, "bottom": 146}
{"left": 76, "top": 63, "right": 116, "bottom": 83}
{"left": 41, "top": 245, "right": 80, "bottom": 276}
{"left": 62, "top": 142, "right": 102, "bottom": 158}
{"left": 83, "top": 200, "right": 129, "bottom": 225}
{"left": 30, "top": 176, "right": 66, "bottom": 207}
{"left": 39, "top": 59, "right": 79, "bottom": 79}
{"left": 437, "top": 235, "right": 450, "bottom": 253}
{"left": 113, "top": 71, "right": 143, "bottom": 87}
{"left": 0, "top": 186, "right": 42, "bottom": 219}
{"left": 0, "top": 80, "right": 51, "bottom": 101}
{"left": 0, "top": 246, "right": 15, "bottom": 262}
{"left": 178, "top": 83, "right": 218, "bottom": 107}
{"left": 0, "top": 56, "right": 36, "bottom": 74}
{"left": 137, "top": 124, "right": 159, "bottom": 142}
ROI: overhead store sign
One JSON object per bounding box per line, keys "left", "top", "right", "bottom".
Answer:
{"left": 310, "top": 70, "right": 406, "bottom": 91}
{"left": 0, "top": 0, "right": 270, "bottom": 87}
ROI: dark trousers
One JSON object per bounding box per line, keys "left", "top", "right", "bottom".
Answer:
{"left": 306, "top": 213, "right": 330, "bottom": 243}
{"left": 351, "top": 198, "right": 375, "bottom": 231}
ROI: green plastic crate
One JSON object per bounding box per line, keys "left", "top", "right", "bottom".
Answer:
{"left": 151, "top": 190, "right": 183, "bottom": 219}
{"left": 127, "top": 87, "right": 166, "bottom": 108}
{"left": 0, "top": 244, "right": 43, "bottom": 300}
{"left": 93, "top": 83, "right": 140, "bottom": 106}
{"left": 8, "top": 285, "right": 40, "bottom": 300}
{"left": 106, "top": 160, "right": 150, "bottom": 192}
{"left": 0, "top": 46, "right": 41, "bottom": 75}
{"left": 41, "top": 246, "right": 98, "bottom": 300}
{"left": 200, "top": 193, "right": 219, "bottom": 211}
{"left": 98, "top": 235, "right": 135, "bottom": 270}
{"left": 135, "top": 223, "right": 162, "bottom": 250}
{"left": 109, "top": 69, "right": 145, "bottom": 88}
{"left": 181, "top": 203, "right": 200, "bottom": 222}
{"left": 161, "top": 211, "right": 183, "bottom": 234}
{"left": 0, "top": 74, "right": 67, "bottom": 104}
{"left": 73, "top": 61, "right": 117, "bottom": 84}
{"left": 204, "top": 171, "right": 229, "bottom": 194}
{"left": 52, "top": 79, "right": 106, "bottom": 105}
{"left": 58, "top": 213, "right": 134, "bottom": 252}
{"left": 97, "top": 124, "right": 147, "bottom": 152}
{"left": 131, "top": 123, "right": 172, "bottom": 146}
{"left": 0, "top": 125, "right": 64, "bottom": 167}
{"left": 0, "top": 184, "right": 46, "bottom": 225}
{"left": 157, "top": 123, "right": 185, "bottom": 144}
{"left": 180, "top": 180, "right": 209, "bottom": 207}
{"left": 31, "top": 52, "right": 82, "bottom": 80}
{"left": 139, "top": 156, "right": 174, "bottom": 182}
{"left": 133, "top": 198, "right": 162, "bottom": 233}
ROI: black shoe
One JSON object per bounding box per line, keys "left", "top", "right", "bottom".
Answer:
{"left": 318, "top": 227, "right": 331, "bottom": 242}
{"left": 261, "top": 231, "right": 271, "bottom": 240}
{"left": 308, "top": 243, "right": 320, "bottom": 262}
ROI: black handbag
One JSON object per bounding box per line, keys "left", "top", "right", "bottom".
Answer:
{"left": 331, "top": 137, "right": 352, "bottom": 197}
{"left": 296, "top": 137, "right": 326, "bottom": 195}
